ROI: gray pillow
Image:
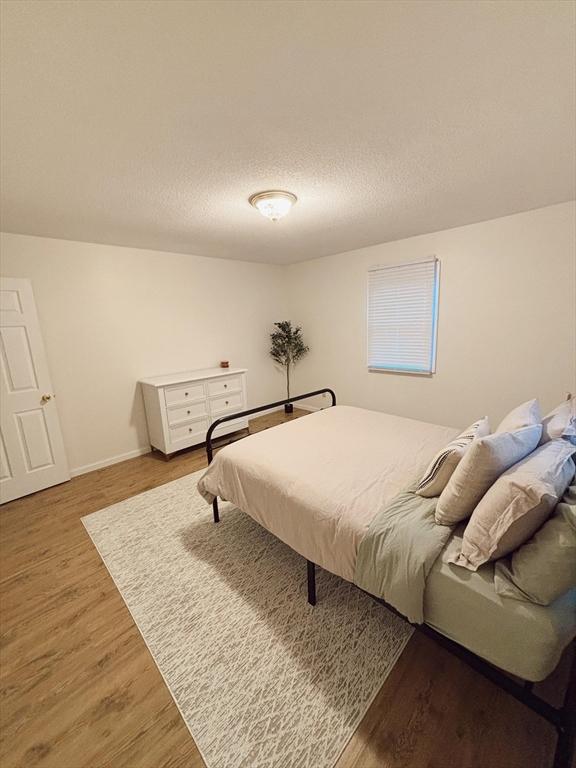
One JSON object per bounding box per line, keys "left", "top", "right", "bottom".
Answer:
{"left": 449, "top": 441, "right": 575, "bottom": 571}
{"left": 435, "top": 425, "right": 542, "bottom": 526}
{"left": 494, "top": 485, "right": 576, "bottom": 605}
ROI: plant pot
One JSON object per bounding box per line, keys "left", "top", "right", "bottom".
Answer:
{"left": 284, "top": 403, "right": 294, "bottom": 414}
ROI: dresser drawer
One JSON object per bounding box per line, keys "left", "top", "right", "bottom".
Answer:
{"left": 167, "top": 401, "right": 207, "bottom": 426}
{"left": 210, "top": 391, "right": 244, "bottom": 415}
{"left": 207, "top": 376, "right": 243, "bottom": 398}
{"left": 140, "top": 368, "right": 247, "bottom": 455}
{"left": 168, "top": 418, "right": 208, "bottom": 446}
{"left": 164, "top": 381, "right": 205, "bottom": 407}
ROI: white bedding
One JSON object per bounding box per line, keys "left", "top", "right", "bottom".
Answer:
{"left": 197, "top": 406, "right": 458, "bottom": 581}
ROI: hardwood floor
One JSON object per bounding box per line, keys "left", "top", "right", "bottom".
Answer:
{"left": 0, "top": 408, "right": 568, "bottom": 768}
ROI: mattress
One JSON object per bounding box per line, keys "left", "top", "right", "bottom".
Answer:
{"left": 198, "top": 405, "right": 458, "bottom": 581}
{"left": 199, "top": 404, "right": 576, "bottom": 680}
{"left": 424, "top": 529, "right": 576, "bottom": 681}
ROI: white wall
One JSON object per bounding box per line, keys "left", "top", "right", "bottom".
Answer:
{"left": 0, "top": 234, "right": 288, "bottom": 474}
{"left": 1, "top": 201, "right": 574, "bottom": 476}
{"left": 286, "top": 202, "right": 576, "bottom": 429}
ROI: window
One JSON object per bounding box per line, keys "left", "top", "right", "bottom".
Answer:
{"left": 367, "top": 258, "right": 440, "bottom": 374}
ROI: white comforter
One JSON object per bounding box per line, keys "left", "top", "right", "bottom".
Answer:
{"left": 197, "top": 406, "right": 458, "bottom": 582}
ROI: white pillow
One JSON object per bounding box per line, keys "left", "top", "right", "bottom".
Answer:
{"left": 496, "top": 398, "right": 541, "bottom": 433}
{"left": 435, "top": 424, "right": 542, "bottom": 526}
{"left": 448, "top": 440, "right": 576, "bottom": 571}
{"left": 416, "top": 417, "right": 490, "bottom": 498}
{"left": 540, "top": 397, "right": 576, "bottom": 445}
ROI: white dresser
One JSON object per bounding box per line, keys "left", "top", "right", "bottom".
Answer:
{"left": 139, "top": 368, "right": 248, "bottom": 456}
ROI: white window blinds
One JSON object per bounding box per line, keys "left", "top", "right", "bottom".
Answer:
{"left": 367, "top": 258, "right": 440, "bottom": 374}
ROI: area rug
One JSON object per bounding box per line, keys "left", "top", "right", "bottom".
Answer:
{"left": 82, "top": 469, "right": 413, "bottom": 768}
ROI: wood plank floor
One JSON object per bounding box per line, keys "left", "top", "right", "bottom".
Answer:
{"left": 0, "top": 408, "right": 568, "bottom": 768}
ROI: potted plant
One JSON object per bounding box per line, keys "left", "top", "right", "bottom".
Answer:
{"left": 269, "top": 321, "right": 309, "bottom": 413}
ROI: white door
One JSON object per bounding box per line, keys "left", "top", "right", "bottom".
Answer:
{"left": 0, "top": 278, "right": 69, "bottom": 504}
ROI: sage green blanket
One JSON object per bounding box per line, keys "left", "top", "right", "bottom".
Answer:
{"left": 354, "top": 489, "right": 452, "bottom": 623}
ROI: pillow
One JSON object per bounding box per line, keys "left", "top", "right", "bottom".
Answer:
{"left": 435, "top": 424, "right": 542, "bottom": 526}
{"left": 540, "top": 397, "right": 576, "bottom": 445}
{"left": 416, "top": 417, "right": 490, "bottom": 498}
{"left": 447, "top": 440, "right": 575, "bottom": 571}
{"left": 494, "top": 485, "right": 576, "bottom": 605}
{"left": 496, "top": 398, "right": 541, "bottom": 433}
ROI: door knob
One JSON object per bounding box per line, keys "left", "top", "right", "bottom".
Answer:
{"left": 41, "top": 394, "right": 52, "bottom": 403}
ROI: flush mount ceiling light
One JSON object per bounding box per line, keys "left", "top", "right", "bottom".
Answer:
{"left": 249, "top": 190, "right": 297, "bottom": 222}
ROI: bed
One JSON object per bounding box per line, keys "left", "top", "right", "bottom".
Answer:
{"left": 199, "top": 404, "right": 457, "bottom": 583}
{"left": 197, "top": 391, "right": 576, "bottom": 768}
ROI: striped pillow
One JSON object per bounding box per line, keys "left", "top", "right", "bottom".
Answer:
{"left": 416, "top": 417, "right": 490, "bottom": 498}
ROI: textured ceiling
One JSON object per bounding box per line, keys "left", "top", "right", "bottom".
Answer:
{"left": 1, "top": 0, "right": 575, "bottom": 264}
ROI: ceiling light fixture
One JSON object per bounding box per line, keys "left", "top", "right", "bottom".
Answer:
{"left": 249, "top": 190, "right": 297, "bottom": 222}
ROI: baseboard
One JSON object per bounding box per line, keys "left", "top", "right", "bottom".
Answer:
{"left": 256, "top": 404, "right": 320, "bottom": 415}
{"left": 296, "top": 403, "right": 322, "bottom": 412}
{"left": 261, "top": 403, "right": 322, "bottom": 414}
{"left": 70, "top": 446, "right": 151, "bottom": 477}
{"left": 70, "top": 405, "right": 312, "bottom": 478}
{"left": 253, "top": 405, "right": 284, "bottom": 417}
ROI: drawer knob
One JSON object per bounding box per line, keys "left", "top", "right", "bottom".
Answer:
{"left": 185, "top": 392, "right": 189, "bottom": 397}
{"left": 188, "top": 427, "right": 192, "bottom": 433}
{"left": 225, "top": 400, "right": 229, "bottom": 405}
{"left": 187, "top": 410, "right": 190, "bottom": 414}
{"left": 224, "top": 384, "right": 228, "bottom": 388}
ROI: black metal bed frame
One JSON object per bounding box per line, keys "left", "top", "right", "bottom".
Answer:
{"left": 204, "top": 390, "right": 575, "bottom": 768}
{"left": 206, "top": 388, "right": 337, "bottom": 523}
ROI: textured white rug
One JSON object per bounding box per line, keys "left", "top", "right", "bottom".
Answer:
{"left": 83, "top": 470, "right": 413, "bottom": 768}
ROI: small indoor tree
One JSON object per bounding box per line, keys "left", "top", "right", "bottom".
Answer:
{"left": 269, "top": 321, "right": 309, "bottom": 413}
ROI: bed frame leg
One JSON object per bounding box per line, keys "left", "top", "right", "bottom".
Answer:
{"left": 553, "top": 652, "right": 576, "bottom": 768}
{"left": 307, "top": 560, "right": 316, "bottom": 606}
{"left": 212, "top": 498, "right": 219, "bottom": 523}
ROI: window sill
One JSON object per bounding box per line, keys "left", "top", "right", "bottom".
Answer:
{"left": 368, "top": 367, "right": 434, "bottom": 377}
